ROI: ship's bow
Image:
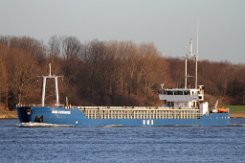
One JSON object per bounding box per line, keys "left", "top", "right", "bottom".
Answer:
{"left": 17, "top": 106, "right": 32, "bottom": 123}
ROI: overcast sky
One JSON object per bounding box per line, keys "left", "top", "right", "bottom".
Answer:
{"left": 0, "top": 0, "right": 244, "bottom": 63}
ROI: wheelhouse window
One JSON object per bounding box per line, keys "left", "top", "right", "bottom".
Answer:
{"left": 167, "top": 91, "right": 173, "bottom": 95}
{"left": 177, "top": 91, "right": 183, "bottom": 95}
{"left": 184, "top": 91, "right": 190, "bottom": 95}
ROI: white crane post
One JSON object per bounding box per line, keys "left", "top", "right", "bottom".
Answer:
{"left": 49, "top": 63, "right": 52, "bottom": 76}
{"left": 41, "top": 77, "right": 47, "bottom": 106}
{"left": 41, "top": 63, "right": 62, "bottom": 107}
{"left": 55, "top": 77, "right": 60, "bottom": 106}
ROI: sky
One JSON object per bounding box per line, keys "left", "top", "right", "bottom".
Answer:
{"left": 0, "top": 0, "right": 244, "bottom": 64}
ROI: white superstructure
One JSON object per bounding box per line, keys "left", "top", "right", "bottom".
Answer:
{"left": 158, "top": 85, "right": 204, "bottom": 108}
{"left": 158, "top": 34, "right": 209, "bottom": 116}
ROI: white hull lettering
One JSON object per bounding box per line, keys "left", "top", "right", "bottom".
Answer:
{"left": 52, "top": 110, "right": 71, "bottom": 115}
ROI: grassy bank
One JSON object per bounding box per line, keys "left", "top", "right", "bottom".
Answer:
{"left": 226, "top": 105, "right": 245, "bottom": 118}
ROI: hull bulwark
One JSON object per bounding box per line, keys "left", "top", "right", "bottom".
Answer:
{"left": 17, "top": 106, "right": 230, "bottom": 127}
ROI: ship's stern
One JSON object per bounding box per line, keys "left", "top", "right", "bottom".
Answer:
{"left": 200, "top": 112, "right": 230, "bottom": 126}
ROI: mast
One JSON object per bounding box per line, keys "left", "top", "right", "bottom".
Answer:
{"left": 195, "top": 19, "right": 199, "bottom": 89}
{"left": 184, "top": 56, "right": 187, "bottom": 89}
{"left": 185, "top": 38, "right": 193, "bottom": 89}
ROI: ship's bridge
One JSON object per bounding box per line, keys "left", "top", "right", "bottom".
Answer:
{"left": 158, "top": 85, "right": 205, "bottom": 108}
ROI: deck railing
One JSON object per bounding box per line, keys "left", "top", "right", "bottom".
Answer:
{"left": 78, "top": 106, "right": 200, "bottom": 119}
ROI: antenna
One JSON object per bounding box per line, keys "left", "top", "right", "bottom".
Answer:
{"left": 189, "top": 38, "right": 193, "bottom": 56}
{"left": 195, "top": 18, "right": 199, "bottom": 89}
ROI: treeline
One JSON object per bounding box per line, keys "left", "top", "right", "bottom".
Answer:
{"left": 167, "top": 58, "right": 245, "bottom": 105}
{"left": 0, "top": 36, "right": 244, "bottom": 110}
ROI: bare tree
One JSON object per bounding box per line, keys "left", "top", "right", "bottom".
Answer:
{"left": 0, "top": 44, "right": 9, "bottom": 110}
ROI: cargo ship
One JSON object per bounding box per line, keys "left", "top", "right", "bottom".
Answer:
{"left": 17, "top": 40, "right": 230, "bottom": 127}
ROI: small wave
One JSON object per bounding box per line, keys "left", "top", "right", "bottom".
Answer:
{"left": 18, "top": 122, "right": 73, "bottom": 128}
{"left": 102, "top": 124, "right": 124, "bottom": 128}
{"left": 228, "top": 123, "right": 245, "bottom": 127}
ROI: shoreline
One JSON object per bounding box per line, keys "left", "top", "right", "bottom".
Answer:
{"left": 0, "top": 111, "right": 17, "bottom": 119}
{"left": 0, "top": 110, "right": 244, "bottom": 119}
{"left": 230, "top": 112, "right": 245, "bottom": 118}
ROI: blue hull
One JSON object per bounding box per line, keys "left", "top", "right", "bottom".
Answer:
{"left": 17, "top": 106, "right": 230, "bottom": 127}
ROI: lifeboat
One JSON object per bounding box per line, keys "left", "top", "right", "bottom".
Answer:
{"left": 218, "top": 107, "right": 228, "bottom": 113}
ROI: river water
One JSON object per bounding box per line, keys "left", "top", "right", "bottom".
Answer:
{"left": 0, "top": 119, "right": 245, "bottom": 163}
